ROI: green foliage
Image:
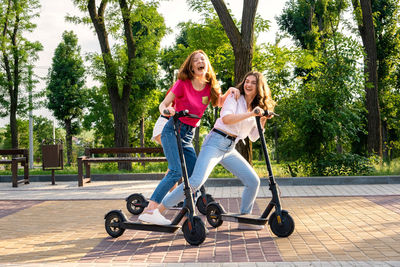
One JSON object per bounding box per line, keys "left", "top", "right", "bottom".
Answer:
{"left": 82, "top": 85, "right": 115, "bottom": 147}
{"left": 285, "top": 153, "right": 375, "bottom": 177}
{"left": 372, "top": 0, "right": 400, "bottom": 159}
{"left": 129, "top": 1, "right": 167, "bottom": 125}
{"left": 277, "top": 0, "right": 348, "bottom": 50}
{"left": 277, "top": 33, "right": 365, "bottom": 161}
{"left": 80, "top": 2, "right": 167, "bottom": 148}
{"left": 46, "top": 30, "right": 87, "bottom": 130}
{"left": 0, "top": 0, "right": 43, "bottom": 147}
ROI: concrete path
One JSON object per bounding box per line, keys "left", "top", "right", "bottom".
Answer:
{"left": 0, "top": 181, "right": 399, "bottom": 267}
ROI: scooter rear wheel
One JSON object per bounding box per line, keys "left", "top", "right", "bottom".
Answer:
{"left": 126, "top": 193, "right": 147, "bottom": 215}
{"left": 196, "top": 193, "right": 215, "bottom": 215}
{"left": 269, "top": 210, "right": 295, "bottom": 237}
{"left": 105, "top": 211, "right": 126, "bottom": 238}
{"left": 206, "top": 202, "right": 224, "bottom": 228}
{"left": 182, "top": 216, "right": 206, "bottom": 246}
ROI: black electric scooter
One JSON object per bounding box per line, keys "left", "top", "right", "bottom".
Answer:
{"left": 104, "top": 110, "right": 207, "bottom": 246}
{"left": 206, "top": 111, "right": 295, "bottom": 237}
{"left": 126, "top": 184, "right": 214, "bottom": 215}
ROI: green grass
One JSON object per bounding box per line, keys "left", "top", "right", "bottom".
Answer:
{"left": 371, "top": 157, "right": 400, "bottom": 176}
{"left": 1, "top": 158, "right": 398, "bottom": 177}
{"left": 0, "top": 160, "right": 288, "bottom": 178}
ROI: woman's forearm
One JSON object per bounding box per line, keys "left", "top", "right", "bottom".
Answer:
{"left": 222, "top": 112, "right": 254, "bottom": 125}
{"left": 159, "top": 92, "right": 175, "bottom": 114}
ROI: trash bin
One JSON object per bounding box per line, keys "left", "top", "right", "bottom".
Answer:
{"left": 42, "top": 140, "right": 63, "bottom": 185}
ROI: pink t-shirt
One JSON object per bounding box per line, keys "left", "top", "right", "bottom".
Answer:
{"left": 171, "top": 79, "right": 211, "bottom": 127}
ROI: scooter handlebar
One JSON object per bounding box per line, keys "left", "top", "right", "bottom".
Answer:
{"left": 254, "top": 109, "right": 279, "bottom": 117}
{"left": 163, "top": 109, "right": 200, "bottom": 119}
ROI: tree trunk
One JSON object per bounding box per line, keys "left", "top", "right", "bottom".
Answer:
{"left": 2, "top": 0, "right": 19, "bottom": 149}
{"left": 140, "top": 117, "right": 145, "bottom": 166}
{"left": 88, "top": 0, "right": 135, "bottom": 170}
{"left": 65, "top": 119, "right": 72, "bottom": 165}
{"left": 352, "top": 0, "right": 382, "bottom": 157}
{"left": 382, "top": 120, "right": 388, "bottom": 161}
{"left": 211, "top": 0, "right": 258, "bottom": 164}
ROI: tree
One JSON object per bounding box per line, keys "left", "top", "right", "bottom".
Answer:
{"left": 128, "top": 2, "right": 167, "bottom": 149}
{"left": 79, "top": 1, "right": 166, "bottom": 152}
{"left": 69, "top": 0, "right": 135, "bottom": 169}
{"left": 371, "top": 0, "right": 400, "bottom": 160}
{"left": 0, "top": 0, "right": 42, "bottom": 148}
{"left": 352, "top": 0, "right": 382, "bottom": 157}
{"left": 46, "top": 31, "right": 86, "bottom": 165}
{"left": 69, "top": 0, "right": 166, "bottom": 169}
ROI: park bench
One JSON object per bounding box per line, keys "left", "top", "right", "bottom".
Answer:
{"left": 0, "top": 149, "right": 29, "bottom": 187}
{"left": 77, "top": 147, "right": 166, "bottom": 186}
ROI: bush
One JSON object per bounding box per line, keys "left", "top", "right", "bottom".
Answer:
{"left": 285, "top": 153, "right": 375, "bottom": 177}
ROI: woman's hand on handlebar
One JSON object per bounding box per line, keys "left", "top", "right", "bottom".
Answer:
{"left": 253, "top": 107, "right": 275, "bottom": 119}
{"left": 163, "top": 107, "right": 175, "bottom": 116}
{"left": 252, "top": 107, "right": 264, "bottom": 116}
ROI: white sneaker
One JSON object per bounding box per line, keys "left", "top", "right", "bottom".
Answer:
{"left": 238, "top": 223, "right": 264, "bottom": 230}
{"left": 138, "top": 209, "right": 171, "bottom": 225}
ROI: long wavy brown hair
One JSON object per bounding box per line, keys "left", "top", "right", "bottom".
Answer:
{"left": 236, "top": 71, "right": 276, "bottom": 111}
{"left": 177, "top": 50, "right": 221, "bottom": 106}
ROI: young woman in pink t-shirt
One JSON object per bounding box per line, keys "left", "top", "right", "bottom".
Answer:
{"left": 139, "top": 50, "right": 238, "bottom": 224}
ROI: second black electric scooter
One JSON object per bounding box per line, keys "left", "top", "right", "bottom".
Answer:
{"left": 126, "top": 183, "right": 214, "bottom": 215}
{"left": 206, "top": 111, "right": 295, "bottom": 237}
{"left": 104, "top": 110, "right": 207, "bottom": 246}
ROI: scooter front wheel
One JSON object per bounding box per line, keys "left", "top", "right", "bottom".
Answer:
{"left": 269, "top": 210, "right": 295, "bottom": 237}
{"left": 196, "top": 193, "right": 215, "bottom": 215}
{"left": 126, "top": 193, "right": 147, "bottom": 215}
{"left": 105, "top": 211, "right": 126, "bottom": 238}
{"left": 206, "top": 202, "right": 224, "bottom": 228}
{"left": 182, "top": 216, "right": 206, "bottom": 246}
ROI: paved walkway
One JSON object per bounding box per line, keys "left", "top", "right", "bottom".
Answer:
{"left": 0, "top": 181, "right": 399, "bottom": 267}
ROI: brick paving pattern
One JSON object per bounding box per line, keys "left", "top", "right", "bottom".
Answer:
{"left": 259, "top": 196, "right": 400, "bottom": 262}
{"left": 0, "top": 200, "right": 42, "bottom": 219}
{"left": 366, "top": 195, "right": 400, "bottom": 214}
{"left": 0, "top": 195, "right": 399, "bottom": 265}
{"left": 81, "top": 198, "right": 282, "bottom": 264}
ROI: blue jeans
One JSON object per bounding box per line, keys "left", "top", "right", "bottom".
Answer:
{"left": 162, "top": 131, "right": 260, "bottom": 214}
{"left": 149, "top": 118, "right": 197, "bottom": 204}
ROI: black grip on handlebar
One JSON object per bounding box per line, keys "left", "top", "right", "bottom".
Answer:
{"left": 167, "top": 109, "right": 199, "bottom": 119}
{"left": 254, "top": 109, "right": 279, "bottom": 117}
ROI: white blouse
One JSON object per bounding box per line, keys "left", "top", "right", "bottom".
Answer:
{"left": 213, "top": 94, "right": 260, "bottom": 144}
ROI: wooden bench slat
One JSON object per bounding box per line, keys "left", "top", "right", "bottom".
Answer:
{"left": 78, "top": 147, "right": 166, "bottom": 186}
{"left": 83, "top": 157, "right": 167, "bottom": 162}
{"left": 85, "top": 147, "right": 163, "bottom": 155}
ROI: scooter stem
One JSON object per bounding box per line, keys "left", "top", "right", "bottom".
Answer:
{"left": 255, "top": 116, "right": 283, "bottom": 218}
{"left": 173, "top": 115, "right": 196, "bottom": 216}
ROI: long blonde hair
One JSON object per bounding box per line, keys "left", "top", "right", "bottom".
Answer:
{"left": 177, "top": 50, "right": 221, "bottom": 106}
{"left": 236, "top": 71, "right": 276, "bottom": 111}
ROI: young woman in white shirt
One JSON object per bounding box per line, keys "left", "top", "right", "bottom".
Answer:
{"left": 153, "top": 71, "right": 276, "bottom": 230}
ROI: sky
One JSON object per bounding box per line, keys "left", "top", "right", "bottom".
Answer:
{"left": 0, "top": 0, "right": 288, "bottom": 128}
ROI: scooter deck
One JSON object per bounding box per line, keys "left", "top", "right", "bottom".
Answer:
{"left": 220, "top": 213, "right": 267, "bottom": 225}
{"left": 122, "top": 221, "right": 180, "bottom": 233}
